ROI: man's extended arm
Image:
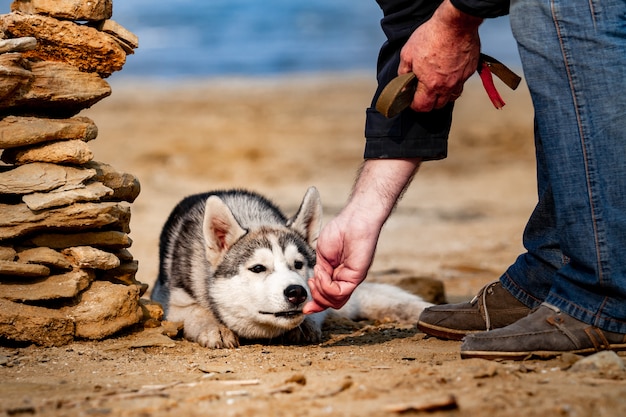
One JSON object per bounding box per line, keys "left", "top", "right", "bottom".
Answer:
{"left": 303, "top": 158, "right": 421, "bottom": 314}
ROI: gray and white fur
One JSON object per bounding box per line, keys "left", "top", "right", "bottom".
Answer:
{"left": 151, "top": 187, "right": 432, "bottom": 348}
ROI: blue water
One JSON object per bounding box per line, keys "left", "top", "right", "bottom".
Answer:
{"left": 0, "top": 0, "right": 520, "bottom": 79}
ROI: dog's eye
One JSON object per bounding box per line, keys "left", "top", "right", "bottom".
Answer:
{"left": 293, "top": 260, "right": 304, "bottom": 270}
{"left": 249, "top": 264, "right": 266, "bottom": 273}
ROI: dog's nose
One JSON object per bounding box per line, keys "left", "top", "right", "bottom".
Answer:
{"left": 284, "top": 284, "right": 307, "bottom": 306}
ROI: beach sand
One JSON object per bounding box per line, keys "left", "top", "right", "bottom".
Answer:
{"left": 2, "top": 75, "right": 625, "bottom": 416}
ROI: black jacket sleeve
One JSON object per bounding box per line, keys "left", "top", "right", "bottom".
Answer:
{"left": 450, "top": 0, "right": 510, "bottom": 18}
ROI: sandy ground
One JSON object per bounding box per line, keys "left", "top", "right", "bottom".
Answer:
{"left": 2, "top": 74, "right": 625, "bottom": 416}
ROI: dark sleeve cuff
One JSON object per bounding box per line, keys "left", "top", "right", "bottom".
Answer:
{"left": 364, "top": 106, "right": 451, "bottom": 161}
{"left": 449, "top": 0, "right": 510, "bottom": 18}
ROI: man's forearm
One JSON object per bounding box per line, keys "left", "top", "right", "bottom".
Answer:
{"left": 346, "top": 158, "right": 422, "bottom": 227}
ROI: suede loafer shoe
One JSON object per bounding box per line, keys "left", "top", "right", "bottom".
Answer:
{"left": 417, "top": 280, "right": 532, "bottom": 340}
{"left": 461, "top": 303, "right": 626, "bottom": 360}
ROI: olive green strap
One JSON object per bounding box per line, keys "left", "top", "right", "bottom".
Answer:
{"left": 375, "top": 53, "right": 521, "bottom": 119}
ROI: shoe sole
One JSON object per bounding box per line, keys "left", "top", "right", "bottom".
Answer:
{"left": 417, "top": 321, "right": 483, "bottom": 341}
{"left": 461, "top": 344, "right": 626, "bottom": 361}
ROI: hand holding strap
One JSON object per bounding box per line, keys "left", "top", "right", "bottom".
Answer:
{"left": 375, "top": 53, "right": 521, "bottom": 118}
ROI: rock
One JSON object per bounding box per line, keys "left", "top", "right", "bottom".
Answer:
{"left": 95, "top": 20, "right": 138, "bottom": 53}
{"left": 0, "top": 36, "right": 37, "bottom": 53}
{"left": 98, "top": 261, "right": 147, "bottom": 295}
{"left": 140, "top": 299, "right": 164, "bottom": 322}
{"left": 1, "top": 13, "right": 126, "bottom": 77}
{"left": 114, "top": 326, "right": 176, "bottom": 349}
{"left": 396, "top": 276, "right": 447, "bottom": 304}
{"left": 98, "top": 260, "right": 138, "bottom": 283}
{"left": 0, "top": 298, "right": 75, "bottom": 346}
{"left": 62, "top": 246, "right": 120, "bottom": 270}
{"left": 0, "top": 246, "right": 16, "bottom": 261}
{"left": 558, "top": 352, "right": 582, "bottom": 369}
{"left": 0, "top": 202, "right": 131, "bottom": 241}
{"left": 142, "top": 318, "right": 161, "bottom": 328}
{"left": 0, "top": 162, "right": 96, "bottom": 195}
{"left": 385, "top": 394, "right": 458, "bottom": 413}
{"left": 65, "top": 281, "right": 143, "bottom": 340}
{"left": 85, "top": 161, "right": 141, "bottom": 203}
{"left": 26, "top": 230, "right": 133, "bottom": 250}
{"left": 0, "top": 268, "right": 93, "bottom": 301}
{"left": 0, "top": 116, "right": 97, "bottom": 150}
{"left": 0, "top": 60, "right": 112, "bottom": 116}
{"left": 160, "top": 321, "right": 184, "bottom": 338}
{"left": 0, "top": 259, "right": 50, "bottom": 277}
{"left": 11, "top": 0, "right": 113, "bottom": 21}
{"left": 1, "top": 139, "right": 94, "bottom": 165}
{"left": 16, "top": 246, "right": 73, "bottom": 270}
{"left": 0, "top": 0, "right": 142, "bottom": 345}
{"left": 569, "top": 351, "right": 625, "bottom": 375}
{"left": 0, "top": 52, "right": 33, "bottom": 103}
{"left": 22, "top": 181, "right": 113, "bottom": 211}
{"left": 458, "top": 358, "right": 504, "bottom": 379}
{"left": 114, "top": 248, "right": 134, "bottom": 261}
{"left": 369, "top": 269, "right": 447, "bottom": 304}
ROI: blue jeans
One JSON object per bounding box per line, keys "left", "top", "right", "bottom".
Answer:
{"left": 501, "top": 0, "right": 626, "bottom": 333}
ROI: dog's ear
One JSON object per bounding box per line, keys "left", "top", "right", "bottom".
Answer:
{"left": 287, "top": 186, "right": 323, "bottom": 248}
{"left": 203, "top": 195, "right": 247, "bottom": 266}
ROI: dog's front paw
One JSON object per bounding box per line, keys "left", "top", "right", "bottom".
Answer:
{"left": 177, "top": 306, "right": 240, "bottom": 348}
{"left": 280, "top": 317, "right": 322, "bottom": 345}
{"left": 194, "top": 325, "right": 239, "bottom": 349}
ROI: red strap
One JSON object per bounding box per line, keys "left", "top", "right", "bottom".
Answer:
{"left": 478, "top": 61, "right": 506, "bottom": 109}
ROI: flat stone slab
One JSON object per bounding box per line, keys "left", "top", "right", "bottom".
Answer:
{"left": 0, "top": 52, "right": 33, "bottom": 104}
{"left": 22, "top": 181, "right": 113, "bottom": 211}
{"left": 2, "top": 139, "right": 94, "bottom": 165}
{"left": 86, "top": 161, "right": 141, "bottom": 203}
{"left": 17, "top": 247, "right": 73, "bottom": 271}
{"left": 25, "top": 230, "right": 133, "bottom": 250}
{"left": 0, "top": 36, "right": 37, "bottom": 54}
{"left": 0, "top": 201, "right": 131, "bottom": 241}
{"left": 0, "top": 60, "right": 111, "bottom": 116}
{"left": 95, "top": 19, "right": 139, "bottom": 54}
{"left": 0, "top": 268, "right": 93, "bottom": 301}
{"left": 0, "top": 259, "right": 50, "bottom": 277}
{"left": 98, "top": 260, "right": 147, "bottom": 296}
{"left": 1, "top": 13, "right": 126, "bottom": 77}
{"left": 0, "top": 162, "right": 96, "bottom": 195}
{"left": 62, "top": 246, "right": 120, "bottom": 270}
{"left": 11, "top": 0, "right": 113, "bottom": 21}
{"left": 0, "top": 116, "right": 97, "bottom": 150}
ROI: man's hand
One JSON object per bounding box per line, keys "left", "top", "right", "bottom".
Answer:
{"left": 303, "top": 207, "right": 380, "bottom": 314}
{"left": 303, "top": 159, "right": 421, "bottom": 314}
{"left": 398, "top": 0, "right": 482, "bottom": 112}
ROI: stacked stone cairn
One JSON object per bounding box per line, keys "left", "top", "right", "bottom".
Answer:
{"left": 0, "top": 0, "right": 163, "bottom": 346}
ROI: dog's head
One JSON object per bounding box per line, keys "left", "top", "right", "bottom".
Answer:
{"left": 202, "top": 187, "right": 322, "bottom": 339}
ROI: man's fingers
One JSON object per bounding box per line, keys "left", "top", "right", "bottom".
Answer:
{"left": 302, "top": 300, "right": 325, "bottom": 315}
{"left": 304, "top": 268, "right": 336, "bottom": 312}
{"left": 305, "top": 265, "right": 355, "bottom": 312}
{"left": 410, "top": 82, "right": 437, "bottom": 112}
{"left": 397, "top": 55, "right": 412, "bottom": 76}
{"left": 411, "top": 83, "right": 463, "bottom": 112}
{"left": 304, "top": 273, "right": 333, "bottom": 312}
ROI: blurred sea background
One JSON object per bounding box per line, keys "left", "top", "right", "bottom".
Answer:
{"left": 0, "top": 0, "right": 520, "bottom": 82}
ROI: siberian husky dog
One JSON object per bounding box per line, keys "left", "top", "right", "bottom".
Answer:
{"left": 151, "top": 187, "right": 432, "bottom": 348}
